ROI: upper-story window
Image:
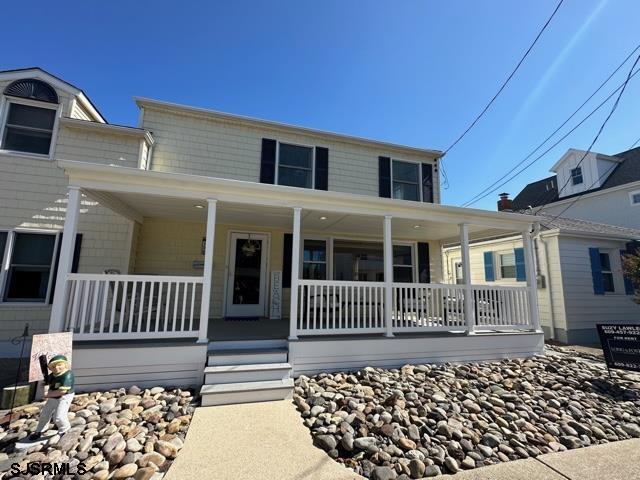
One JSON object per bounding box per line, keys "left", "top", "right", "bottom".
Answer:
{"left": 570, "top": 166, "right": 583, "bottom": 185}
{"left": 392, "top": 160, "right": 420, "bottom": 201}
{"left": 277, "top": 143, "right": 314, "bottom": 188}
{"left": 630, "top": 191, "right": 640, "bottom": 206}
{"left": 1, "top": 79, "right": 59, "bottom": 156}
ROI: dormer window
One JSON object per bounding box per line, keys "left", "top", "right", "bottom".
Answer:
{"left": 1, "top": 79, "right": 59, "bottom": 156}
{"left": 570, "top": 166, "right": 583, "bottom": 185}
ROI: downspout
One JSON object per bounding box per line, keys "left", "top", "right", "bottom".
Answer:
{"left": 538, "top": 233, "right": 556, "bottom": 341}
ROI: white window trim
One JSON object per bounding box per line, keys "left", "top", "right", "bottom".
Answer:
{"left": 0, "top": 95, "right": 61, "bottom": 161}
{"left": 275, "top": 140, "right": 316, "bottom": 189}
{"left": 598, "top": 249, "right": 623, "bottom": 295}
{"left": 495, "top": 249, "right": 517, "bottom": 282}
{"left": 0, "top": 229, "right": 60, "bottom": 306}
{"left": 300, "top": 236, "right": 417, "bottom": 282}
{"left": 629, "top": 190, "right": 640, "bottom": 206}
{"left": 390, "top": 158, "right": 423, "bottom": 202}
{"left": 570, "top": 166, "right": 583, "bottom": 186}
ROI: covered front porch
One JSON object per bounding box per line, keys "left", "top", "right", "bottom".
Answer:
{"left": 50, "top": 160, "right": 542, "bottom": 353}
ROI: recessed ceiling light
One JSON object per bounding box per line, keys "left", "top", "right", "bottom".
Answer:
{"left": 194, "top": 204, "right": 204, "bottom": 209}
{"left": 413, "top": 225, "right": 421, "bottom": 229}
{"left": 319, "top": 216, "right": 327, "bottom": 220}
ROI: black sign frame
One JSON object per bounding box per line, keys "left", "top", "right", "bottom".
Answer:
{"left": 596, "top": 323, "right": 640, "bottom": 375}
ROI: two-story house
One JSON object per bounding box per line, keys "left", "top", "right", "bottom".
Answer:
{"left": 0, "top": 68, "right": 543, "bottom": 404}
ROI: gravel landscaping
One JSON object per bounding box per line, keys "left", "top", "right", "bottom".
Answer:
{"left": 293, "top": 345, "right": 640, "bottom": 479}
{"left": 0, "top": 386, "right": 195, "bottom": 479}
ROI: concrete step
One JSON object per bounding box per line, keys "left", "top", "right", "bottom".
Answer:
{"left": 200, "top": 378, "right": 294, "bottom": 406}
{"left": 209, "top": 339, "right": 288, "bottom": 350}
{"left": 204, "top": 362, "right": 291, "bottom": 384}
{"left": 208, "top": 348, "right": 288, "bottom": 366}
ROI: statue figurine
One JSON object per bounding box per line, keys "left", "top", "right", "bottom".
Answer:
{"left": 28, "top": 355, "right": 75, "bottom": 441}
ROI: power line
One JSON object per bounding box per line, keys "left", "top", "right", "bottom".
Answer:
{"left": 443, "top": 0, "right": 564, "bottom": 155}
{"left": 461, "top": 42, "right": 640, "bottom": 207}
{"left": 629, "top": 135, "right": 640, "bottom": 149}
{"left": 534, "top": 51, "right": 640, "bottom": 220}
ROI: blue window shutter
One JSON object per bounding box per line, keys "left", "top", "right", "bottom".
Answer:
{"left": 589, "top": 247, "right": 605, "bottom": 295}
{"left": 378, "top": 156, "right": 391, "bottom": 198}
{"left": 514, "top": 248, "right": 526, "bottom": 282}
{"left": 314, "top": 146, "right": 328, "bottom": 190}
{"left": 483, "top": 251, "right": 495, "bottom": 281}
{"left": 621, "top": 249, "right": 635, "bottom": 295}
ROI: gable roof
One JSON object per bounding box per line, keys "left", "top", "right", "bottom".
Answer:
{"left": 0, "top": 67, "right": 106, "bottom": 123}
{"left": 511, "top": 146, "right": 640, "bottom": 211}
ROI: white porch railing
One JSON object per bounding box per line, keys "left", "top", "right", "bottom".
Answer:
{"left": 64, "top": 274, "right": 204, "bottom": 340}
{"left": 296, "top": 280, "right": 532, "bottom": 336}
{"left": 297, "top": 280, "right": 386, "bottom": 335}
{"left": 473, "top": 285, "right": 531, "bottom": 330}
{"left": 392, "top": 283, "right": 467, "bottom": 332}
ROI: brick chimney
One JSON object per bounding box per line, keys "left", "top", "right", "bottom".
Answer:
{"left": 497, "top": 192, "right": 513, "bottom": 212}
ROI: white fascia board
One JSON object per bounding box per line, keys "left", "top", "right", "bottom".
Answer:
{"left": 60, "top": 118, "right": 154, "bottom": 144}
{"left": 134, "top": 97, "right": 443, "bottom": 159}
{"left": 58, "top": 159, "right": 538, "bottom": 230}
{"left": 549, "top": 148, "right": 583, "bottom": 172}
{"left": 539, "top": 179, "right": 640, "bottom": 209}
{"left": 555, "top": 229, "right": 640, "bottom": 242}
{"left": 76, "top": 93, "right": 106, "bottom": 123}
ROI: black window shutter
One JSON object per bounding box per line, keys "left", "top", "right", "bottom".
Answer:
{"left": 282, "top": 233, "right": 293, "bottom": 288}
{"left": 421, "top": 163, "right": 434, "bottom": 203}
{"left": 417, "top": 242, "right": 430, "bottom": 283}
{"left": 260, "top": 138, "right": 277, "bottom": 184}
{"left": 314, "top": 147, "right": 329, "bottom": 190}
{"left": 379, "top": 156, "right": 391, "bottom": 198}
{"left": 49, "top": 233, "right": 83, "bottom": 304}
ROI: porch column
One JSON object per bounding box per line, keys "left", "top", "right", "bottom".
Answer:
{"left": 459, "top": 223, "right": 475, "bottom": 334}
{"left": 50, "top": 186, "right": 81, "bottom": 333}
{"left": 289, "top": 207, "right": 302, "bottom": 340}
{"left": 198, "top": 198, "right": 217, "bottom": 343}
{"left": 383, "top": 215, "right": 394, "bottom": 337}
{"left": 522, "top": 225, "right": 541, "bottom": 331}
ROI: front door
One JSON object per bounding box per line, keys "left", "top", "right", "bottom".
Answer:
{"left": 225, "top": 232, "right": 269, "bottom": 317}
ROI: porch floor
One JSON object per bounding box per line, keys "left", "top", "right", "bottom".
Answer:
{"left": 208, "top": 317, "right": 289, "bottom": 341}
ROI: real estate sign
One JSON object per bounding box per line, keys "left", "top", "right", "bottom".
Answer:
{"left": 596, "top": 324, "right": 640, "bottom": 373}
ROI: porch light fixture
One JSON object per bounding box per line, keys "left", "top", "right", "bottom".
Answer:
{"left": 194, "top": 204, "right": 204, "bottom": 209}
{"left": 319, "top": 216, "right": 327, "bottom": 220}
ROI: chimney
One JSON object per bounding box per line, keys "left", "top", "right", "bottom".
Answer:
{"left": 497, "top": 192, "right": 513, "bottom": 212}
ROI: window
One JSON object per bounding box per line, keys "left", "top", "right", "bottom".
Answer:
{"left": 332, "top": 239, "right": 414, "bottom": 282}
{"left": 1, "top": 102, "right": 56, "bottom": 155}
{"left": 393, "top": 245, "right": 414, "bottom": 282}
{"left": 4, "top": 232, "right": 56, "bottom": 302}
{"left": 631, "top": 191, "right": 640, "bottom": 205}
{"left": 570, "top": 166, "right": 583, "bottom": 185}
{"left": 277, "top": 143, "right": 313, "bottom": 188}
{"left": 392, "top": 160, "right": 420, "bottom": 201}
{"left": 499, "top": 252, "right": 516, "bottom": 279}
{"left": 303, "top": 239, "right": 327, "bottom": 280}
{"left": 599, "top": 252, "right": 615, "bottom": 293}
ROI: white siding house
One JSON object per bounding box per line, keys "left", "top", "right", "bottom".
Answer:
{"left": 0, "top": 68, "right": 544, "bottom": 402}
{"left": 444, "top": 215, "right": 640, "bottom": 344}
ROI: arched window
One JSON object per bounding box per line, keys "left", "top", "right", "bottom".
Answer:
{"left": 2, "top": 79, "right": 59, "bottom": 155}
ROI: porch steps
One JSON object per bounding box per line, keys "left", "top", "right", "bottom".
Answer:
{"left": 200, "top": 346, "right": 293, "bottom": 407}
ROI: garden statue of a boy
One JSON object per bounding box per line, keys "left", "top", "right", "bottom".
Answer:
{"left": 28, "top": 354, "right": 75, "bottom": 441}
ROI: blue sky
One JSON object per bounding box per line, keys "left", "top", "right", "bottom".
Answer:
{"left": 3, "top": 0, "right": 639, "bottom": 209}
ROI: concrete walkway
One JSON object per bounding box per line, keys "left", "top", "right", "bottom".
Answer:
{"left": 167, "top": 401, "right": 639, "bottom": 480}
{"left": 165, "top": 400, "right": 363, "bottom": 480}
{"left": 444, "top": 438, "right": 640, "bottom": 480}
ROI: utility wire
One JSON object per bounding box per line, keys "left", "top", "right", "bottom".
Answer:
{"left": 629, "top": 135, "right": 640, "bottom": 149}
{"left": 443, "top": 0, "right": 564, "bottom": 155}
{"left": 461, "top": 63, "right": 640, "bottom": 208}
{"left": 461, "top": 42, "right": 640, "bottom": 207}
{"left": 534, "top": 51, "right": 640, "bottom": 220}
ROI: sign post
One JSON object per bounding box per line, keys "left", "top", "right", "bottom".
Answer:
{"left": 596, "top": 324, "right": 640, "bottom": 378}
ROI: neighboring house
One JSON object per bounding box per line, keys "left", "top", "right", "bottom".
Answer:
{"left": 511, "top": 147, "right": 640, "bottom": 229}
{"left": 443, "top": 213, "right": 639, "bottom": 344}
{"left": 0, "top": 68, "right": 544, "bottom": 404}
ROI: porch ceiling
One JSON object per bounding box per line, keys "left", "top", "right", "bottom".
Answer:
{"left": 85, "top": 189, "right": 520, "bottom": 241}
